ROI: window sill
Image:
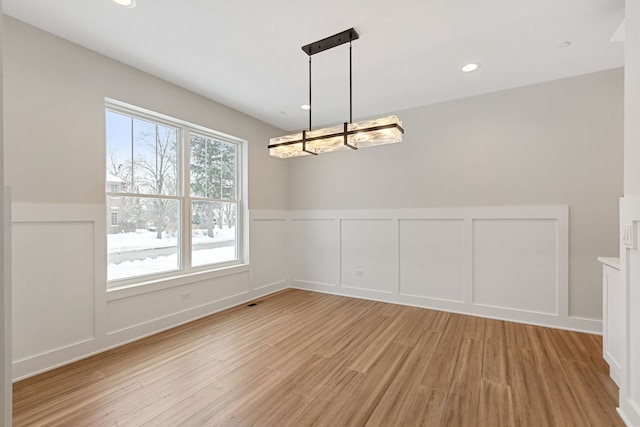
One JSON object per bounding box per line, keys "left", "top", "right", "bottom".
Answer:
{"left": 106, "top": 263, "right": 250, "bottom": 302}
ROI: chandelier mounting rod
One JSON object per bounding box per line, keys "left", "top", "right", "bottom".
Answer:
{"left": 267, "top": 27, "right": 403, "bottom": 159}
{"left": 302, "top": 28, "right": 360, "bottom": 131}
{"left": 308, "top": 56, "right": 312, "bottom": 131}
{"left": 349, "top": 41, "right": 353, "bottom": 124}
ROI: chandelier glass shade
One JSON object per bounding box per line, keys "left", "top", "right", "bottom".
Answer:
{"left": 268, "top": 115, "right": 404, "bottom": 159}
{"left": 269, "top": 28, "right": 404, "bottom": 159}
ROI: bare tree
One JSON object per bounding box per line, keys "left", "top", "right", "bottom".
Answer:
{"left": 135, "top": 124, "right": 178, "bottom": 239}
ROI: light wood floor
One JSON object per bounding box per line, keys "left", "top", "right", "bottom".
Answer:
{"left": 14, "top": 289, "right": 623, "bottom": 426}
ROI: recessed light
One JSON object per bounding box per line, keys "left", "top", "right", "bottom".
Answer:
{"left": 556, "top": 41, "right": 572, "bottom": 48}
{"left": 113, "top": 0, "right": 136, "bottom": 8}
{"left": 301, "top": 104, "right": 311, "bottom": 110}
{"left": 462, "top": 63, "right": 480, "bottom": 73}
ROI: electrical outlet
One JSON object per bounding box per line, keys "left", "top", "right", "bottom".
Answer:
{"left": 180, "top": 291, "right": 191, "bottom": 301}
{"left": 355, "top": 270, "right": 365, "bottom": 276}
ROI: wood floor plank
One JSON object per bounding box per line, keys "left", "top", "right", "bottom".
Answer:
{"left": 422, "top": 309, "right": 451, "bottom": 333}
{"left": 288, "top": 368, "right": 363, "bottom": 426}
{"left": 14, "top": 381, "right": 145, "bottom": 426}
{"left": 439, "top": 338, "right": 483, "bottom": 426}
{"left": 155, "top": 367, "right": 282, "bottom": 426}
{"left": 255, "top": 296, "right": 361, "bottom": 347}
{"left": 526, "top": 326, "right": 591, "bottom": 426}
{"left": 561, "top": 358, "right": 626, "bottom": 427}
{"left": 546, "top": 327, "right": 609, "bottom": 374}
{"left": 461, "top": 314, "right": 486, "bottom": 341}
{"left": 218, "top": 354, "right": 327, "bottom": 426}
{"left": 12, "top": 289, "right": 622, "bottom": 427}
{"left": 504, "top": 320, "right": 531, "bottom": 350}
{"left": 420, "top": 313, "right": 480, "bottom": 392}
{"left": 482, "top": 318, "right": 509, "bottom": 385}
{"left": 394, "top": 386, "right": 447, "bottom": 427}
{"left": 251, "top": 391, "right": 314, "bottom": 427}
{"left": 374, "top": 299, "right": 404, "bottom": 318}
{"left": 391, "top": 306, "right": 434, "bottom": 347}
{"left": 140, "top": 380, "right": 230, "bottom": 426}
{"left": 13, "top": 335, "right": 218, "bottom": 424}
{"left": 507, "top": 345, "right": 555, "bottom": 426}
{"left": 266, "top": 300, "right": 371, "bottom": 373}
{"left": 365, "top": 330, "right": 442, "bottom": 425}
{"left": 291, "top": 353, "right": 353, "bottom": 399}
{"left": 314, "top": 313, "right": 392, "bottom": 359}
{"left": 349, "top": 310, "right": 414, "bottom": 372}
{"left": 478, "top": 380, "right": 515, "bottom": 427}
{"left": 313, "top": 343, "right": 410, "bottom": 427}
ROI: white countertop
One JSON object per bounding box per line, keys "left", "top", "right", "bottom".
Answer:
{"left": 598, "top": 256, "right": 620, "bottom": 270}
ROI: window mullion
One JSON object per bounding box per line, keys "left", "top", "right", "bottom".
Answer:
{"left": 183, "top": 128, "right": 192, "bottom": 271}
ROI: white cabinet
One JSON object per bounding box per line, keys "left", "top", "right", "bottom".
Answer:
{"left": 598, "top": 257, "right": 623, "bottom": 386}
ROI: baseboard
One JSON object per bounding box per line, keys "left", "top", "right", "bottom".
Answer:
{"left": 291, "top": 281, "right": 602, "bottom": 334}
{"left": 618, "top": 397, "right": 640, "bottom": 427}
{"left": 13, "top": 277, "right": 599, "bottom": 382}
{"left": 12, "top": 281, "right": 288, "bottom": 382}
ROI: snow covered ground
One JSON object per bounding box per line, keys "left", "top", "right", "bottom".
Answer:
{"left": 108, "top": 227, "right": 235, "bottom": 253}
{"left": 108, "top": 227, "right": 236, "bottom": 281}
{"left": 108, "top": 246, "right": 236, "bottom": 281}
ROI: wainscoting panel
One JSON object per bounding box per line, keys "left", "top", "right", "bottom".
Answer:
{"left": 399, "top": 219, "right": 465, "bottom": 302}
{"left": 292, "top": 219, "right": 340, "bottom": 287}
{"left": 12, "top": 208, "right": 98, "bottom": 364}
{"left": 291, "top": 206, "right": 589, "bottom": 333}
{"left": 472, "top": 218, "right": 558, "bottom": 315}
{"left": 11, "top": 206, "right": 289, "bottom": 380}
{"left": 106, "top": 271, "right": 251, "bottom": 334}
{"left": 9, "top": 204, "right": 586, "bottom": 381}
{"left": 249, "top": 213, "right": 288, "bottom": 290}
{"left": 341, "top": 219, "right": 395, "bottom": 293}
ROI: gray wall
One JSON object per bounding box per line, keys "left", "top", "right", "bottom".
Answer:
{"left": 2, "top": 16, "right": 288, "bottom": 210}
{"left": 289, "top": 68, "right": 624, "bottom": 320}
{"left": 626, "top": 3, "right": 640, "bottom": 196}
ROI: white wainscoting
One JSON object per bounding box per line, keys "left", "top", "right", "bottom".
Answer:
{"left": 11, "top": 203, "right": 104, "bottom": 377}
{"left": 292, "top": 218, "right": 340, "bottom": 287}
{"left": 618, "top": 195, "right": 640, "bottom": 426}
{"left": 2, "top": 189, "right": 13, "bottom": 427}
{"left": 472, "top": 218, "right": 560, "bottom": 315}
{"left": 13, "top": 220, "right": 96, "bottom": 359}
{"left": 341, "top": 219, "right": 396, "bottom": 294}
{"left": 11, "top": 205, "right": 289, "bottom": 380}
{"left": 291, "top": 206, "right": 598, "bottom": 333}
{"left": 250, "top": 211, "right": 289, "bottom": 291}
{"left": 10, "top": 204, "right": 599, "bottom": 380}
{"left": 399, "top": 219, "right": 465, "bottom": 302}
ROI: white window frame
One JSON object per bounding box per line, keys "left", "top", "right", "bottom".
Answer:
{"left": 105, "top": 99, "right": 245, "bottom": 290}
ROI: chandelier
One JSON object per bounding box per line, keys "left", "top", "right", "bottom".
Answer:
{"left": 268, "top": 28, "right": 404, "bottom": 159}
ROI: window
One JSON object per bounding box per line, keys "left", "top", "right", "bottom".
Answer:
{"left": 110, "top": 211, "right": 119, "bottom": 226}
{"left": 105, "top": 101, "right": 243, "bottom": 287}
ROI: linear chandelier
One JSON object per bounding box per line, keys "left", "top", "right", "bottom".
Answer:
{"left": 268, "top": 28, "right": 404, "bottom": 159}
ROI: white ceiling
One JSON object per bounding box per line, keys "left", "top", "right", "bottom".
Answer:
{"left": 2, "top": 0, "right": 625, "bottom": 132}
